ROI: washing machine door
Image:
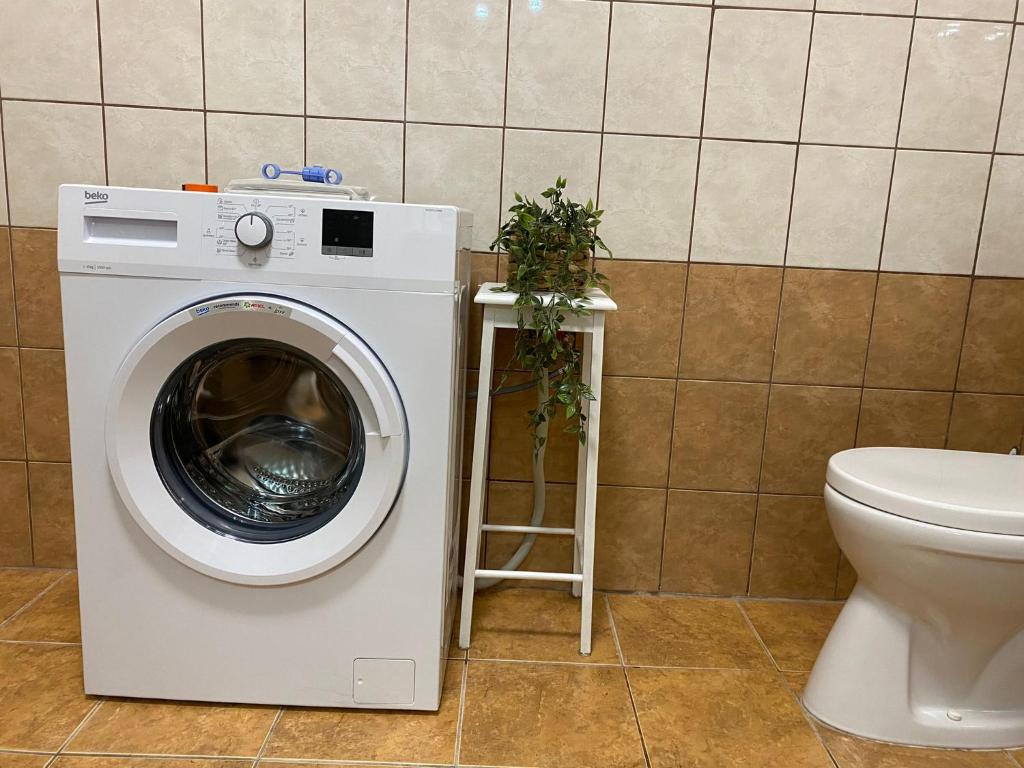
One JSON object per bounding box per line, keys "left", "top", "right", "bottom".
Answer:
{"left": 107, "top": 295, "right": 408, "bottom": 585}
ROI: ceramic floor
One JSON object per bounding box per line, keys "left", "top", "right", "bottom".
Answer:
{"left": 0, "top": 569, "right": 1020, "bottom": 768}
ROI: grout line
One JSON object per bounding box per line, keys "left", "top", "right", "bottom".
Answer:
{"left": 734, "top": 599, "right": 842, "bottom": 767}
{"left": 400, "top": 0, "right": 410, "bottom": 202}
{"left": 0, "top": 570, "right": 72, "bottom": 630}
{"left": 780, "top": 0, "right": 815, "bottom": 270}
{"left": 605, "top": 595, "right": 652, "bottom": 768}
{"left": 593, "top": 0, "right": 614, "bottom": 209}
{"left": 47, "top": 696, "right": 105, "bottom": 765}
{"left": 249, "top": 707, "right": 284, "bottom": 768}
{"left": 200, "top": 0, "right": 209, "bottom": 184}
{"left": 452, "top": 658, "right": 469, "bottom": 767}
{"left": 94, "top": 0, "right": 109, "bottom": 186}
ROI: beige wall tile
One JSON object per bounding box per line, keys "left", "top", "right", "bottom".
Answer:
{"left": 306, "top": 119, "right": 404, "bottom": 203}
{"left": 749, "top": 495, "right": 840, "bottom": 599}
{"left": 997, "top": 35, "right": 1024, "bottom": 153}
{"left": 506, "top": 0, "right": 609, "bottom": 131}
{"left": 207, "top": 113, "right": 304, "bottom": 189}
{"left": 595, "top": 486, "right": 666, "bottom": 592}
{"left": 716, "top": 0, "right": 811, "bottom": 7}
{"left": 773, "top": 269, "right": 876, "bottom": 387}
{"left": 703, "top": 9, "right": 811, "bottom": 141}
{"left": 670, "top": 381, "right": 769, "bottom": 493}
{"left": 598, "top": 377, "right": 676, "bottom": 488}
{"left": 4, "top": 102, "right": 105, "bottom": 228}
{"left": 461, "top": 663, "right": 644, "bottom": 768}
{"left": 881, "top": 150, "right": 989, "bottom": 275}
{"left": 816, "top": 0, "right": 914, "bottom": 11}
{"left": 760, "top": 385, "right": 860, "bottom": 495}
{"left": 28, "top": 462, "right": 76, "bottom": 568}
{"left": 661, "top": 490, "right": 756, "bottom": 595}
{"left": 680, "top": 264, "right": 783, "bottom": 382}
{"left": 856, "top": 389, "right": 952, "bottom": 449}
{"left": 99, "top": 0, "right": 203, "bottom": 108}
{"left": 604, "top": 3, "right": 710, "bottom": 136}
{"left": 500, "top": 129, "right": 601, "bottom": 215}
{"left": 0, "top": 348, "right": 25, "bottom": 461}
{"left": 600, "top": 260, "right": 686, "bottom": 379}
{"left": 405, "top": 124, "right": 502, "bottom": 251}
{"left": 0, "top": 113, "right": 8, "bottom": 226}
{"left": 691, "top": 140, "right": 795, "bottom": 266}
{"left": 10, "top": 229, "right": 62, "bottom": 349}
{"left": 307, "top": 0, "right": 406, "bottom": 120}
{"left": 204, "top": 0, "right": 304, "bottom": 114}
{"left": 802, "top": 14, "right": 911, "bottom": 147}
{"left": 0, "top": 230, "right": 15, "bottom": 345}
{"left": 105, "top": 108, "right": 206, "bottom": 189}
{"left": 917, "top": 0, "right": 1017, "bottom": 20}
{"left": 0, "top": 462, "right": 32, "bottom": 566}
{"left": 947, "top": 393, "right": 1024, "bottom": 453}
{"left": 0, "top": 0, "right": 100, "bottom": 102}
{"left": 19, "top": 349, "right": 70, "bottom": 463}
{"left": 977, "top": 156, "right": 1024, "bottom": 278}
{"left": 407, "top": 0, "right": 507, "bottom": 125}
{"left": 957, "top": 279, "right": 1024, "bottom": 395}
{"left": 864, "top": 273, "right": 971, "bottom": 391}
{"left": 597, "top": 135, "right": 698, "bottom": 262}
{"left": 788, "top": 146, "right": 892, "bottom": 270}
{"left": 899, "top": 19, "right": 1011, "bottom": 151}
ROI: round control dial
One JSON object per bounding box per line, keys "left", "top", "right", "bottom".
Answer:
{"left": 234, "top": 212, "right": 274, "bottom": 249}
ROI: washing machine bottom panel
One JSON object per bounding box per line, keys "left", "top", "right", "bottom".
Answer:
{"left": 77, "top": 490, "right": 452, "bottom": 710}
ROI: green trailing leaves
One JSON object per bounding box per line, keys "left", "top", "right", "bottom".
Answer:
{"left": 491, "top": 177, "right": 612, "bottom": 450}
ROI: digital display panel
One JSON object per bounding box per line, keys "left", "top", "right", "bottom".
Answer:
{"left": 322, "top": 209, "right": 374, "bottom": 257}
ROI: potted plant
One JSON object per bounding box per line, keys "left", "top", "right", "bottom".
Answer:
{"left": 491, "top": 177, "right": 611, "bottom": 451}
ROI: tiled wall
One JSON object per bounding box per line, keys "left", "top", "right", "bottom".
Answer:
{"left": 1, "top": 0, "right": 1023, "bottom": 598}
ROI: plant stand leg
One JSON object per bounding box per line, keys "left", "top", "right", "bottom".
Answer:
{"left": 579, "top": 315, "right": 605, "bottom": 656}
{"left": 459, "top": 307, "right": 496, "bottom": 650}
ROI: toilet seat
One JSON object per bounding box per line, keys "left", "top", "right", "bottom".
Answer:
{"left": 827, "top": 448, "right": 1024, "bottom": 536}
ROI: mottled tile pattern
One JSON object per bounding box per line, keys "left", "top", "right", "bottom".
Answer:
{"left": 0, "top": 567, "right": 64, "bottom": 622}
{"left": 741, "top": 600, "right": 842, "bottom": 671}
{"left": 609, "top": 594, "right": 770, "bottom": 669}
{"left": 0, "top": 572, "right": 80, "bottom": 642}
{"left": 749, "top": 495, "right": 841, "bottom": 600}
{"left": 460, "top": 661, "right": 645, "bottom": 768}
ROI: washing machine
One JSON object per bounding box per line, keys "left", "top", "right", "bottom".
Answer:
{"left": 57, "top": 184, "right": 471, "bottom": 709}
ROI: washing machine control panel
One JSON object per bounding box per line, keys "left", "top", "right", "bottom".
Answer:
{"left": 203, "top": 195, "right": 309, "bottom": 268}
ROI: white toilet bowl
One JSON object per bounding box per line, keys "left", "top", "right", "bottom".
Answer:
{"left": 803, "top": 447, "right": 1024, "bottom": 749}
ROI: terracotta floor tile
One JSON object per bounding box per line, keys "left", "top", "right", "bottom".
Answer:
{"left": 67, "top": 699, "right": 277, "bottom": 757}
{"left": 0, "top": 568, "right": 65, "bottom": 622}
{"left": 460, "top": 661, "right": 645, "bottom": 768}
{"left": 784, "top": 670, "right": 811, "bottom": 697}
{"left": 629, "top": 667, "right": 833, "bottom": 768}
{"left": 53, "top": 759, "right": 249, "bottom": 767}
{"left": 0, "top": 752, "right": 52, "bottom": 768}
{"left": 465, "top": 588, "right": 618, "bottom": 664}
{"left": 264, "top": 662, "right": 461, "bottom": 764}
{"left": 0, "top": 643, "right": 95, "bottom": 751}
{"left": 0, "top": 573, "right": 80, "bottom": 643}
{"left": 1010, "top": 752, "right": 1023, "bottom": 767}
{"left": 820, "top": 725, "right": 1015, "bottom": 767}
{"left": 741, "top": 599, "right": 842, "bottom": 671}
{"left": 609, "top": 595, "right": 771, "bottom": 669}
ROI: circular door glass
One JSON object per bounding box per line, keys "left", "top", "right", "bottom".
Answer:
{"left": 151, "top": 338, "right": 365, "bottom": 543}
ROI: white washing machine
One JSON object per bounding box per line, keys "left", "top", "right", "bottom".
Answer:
{"left": 57, "top": 184, "right": 471, "bottom": 710}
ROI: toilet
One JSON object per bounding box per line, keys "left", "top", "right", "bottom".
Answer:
{"left": 804, "top": 447, "right": 1024, "bottom": 749}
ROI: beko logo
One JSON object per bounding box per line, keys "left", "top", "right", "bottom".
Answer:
{"left": 84, "top": 190, "right": 108, "bottom": 205}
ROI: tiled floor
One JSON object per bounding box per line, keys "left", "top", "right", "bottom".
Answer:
{"left": 0, "top": 569, "right": 1020, "bottom": 768}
